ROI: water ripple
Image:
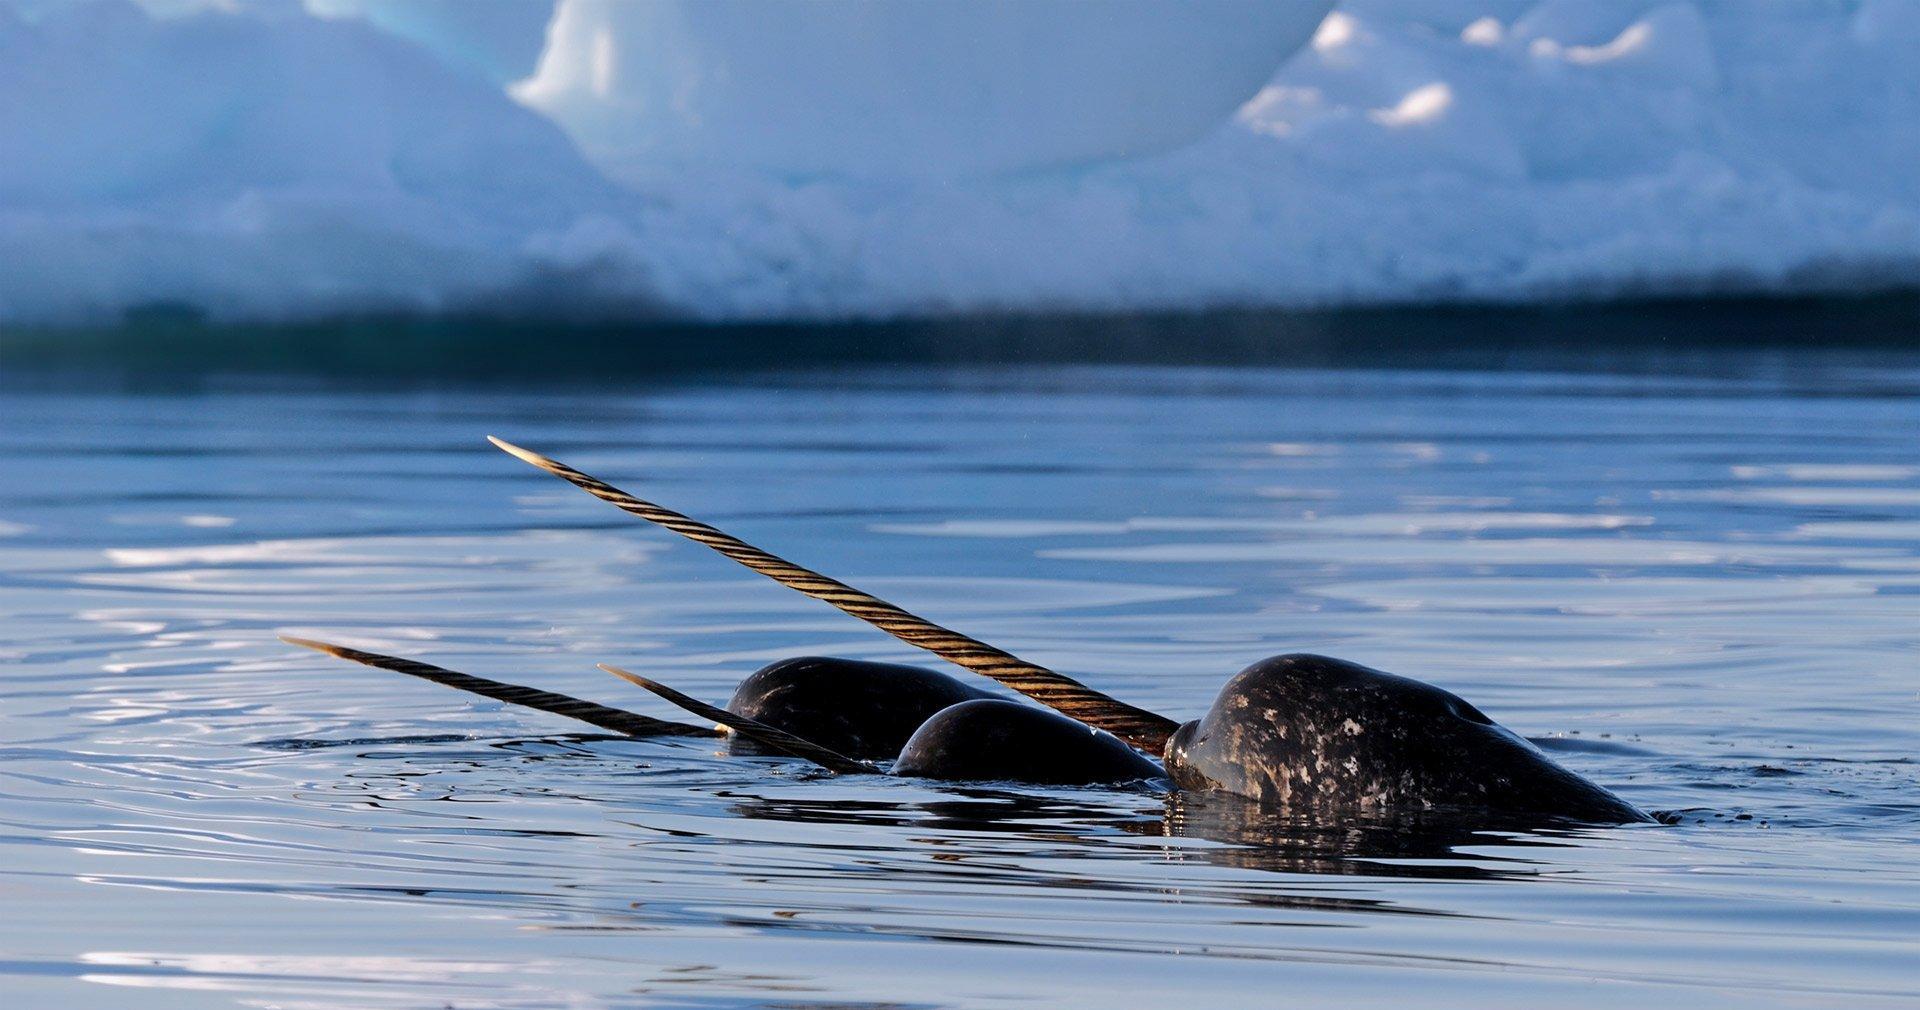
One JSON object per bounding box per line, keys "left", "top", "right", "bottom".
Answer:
{"left": 0, "top": 361, "right": 1916, "bottom": 1008}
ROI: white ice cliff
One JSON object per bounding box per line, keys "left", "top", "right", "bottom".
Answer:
{"left": 1, "top": 0, "right": 1917, "bottom": 324}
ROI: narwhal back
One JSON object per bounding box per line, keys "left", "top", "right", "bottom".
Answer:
{"left": 727, "top": 656, "right": 994, "bottom": 761}
{"left": 1164, "top": 655, "right": 1651, "bottom": 823}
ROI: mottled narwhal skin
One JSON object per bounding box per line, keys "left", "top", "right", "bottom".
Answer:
{"left": 726, "top": 656, "right": 994, "bottom": 760}
{"left": 1164, "top": 655, "right": 1652, "bottom": 824}
{"left": 893, "top": 699, "right": 1165, "bottom": 786}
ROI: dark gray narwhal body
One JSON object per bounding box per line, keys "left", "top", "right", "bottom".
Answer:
{"left": 732, "top": 662, "right": 1159, "bottom": 785}
{"left": 893, "top": 699, "right": 1163, "bottom": 785}
{"left": 1164, "top": 655, "right": 1650, "bottom": 823}
{"left": 727, "top": 656, "right": 993, "bottom": 760}
{"left": 603, "top": 666, "right": 1163, "bottom": 788}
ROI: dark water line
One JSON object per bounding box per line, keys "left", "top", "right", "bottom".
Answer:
{"left": 3, "top": 291, "right": 1919, "bottom": 389}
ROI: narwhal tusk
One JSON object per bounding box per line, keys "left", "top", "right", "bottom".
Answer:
{"left": 280, "top": 636, "right": 717, "bottom": 739}
{"left": 490, "top": 436, "right": 1181, "bottom": 753}
{"left": 598, "top": 664, "right": 874, "bottom": 774}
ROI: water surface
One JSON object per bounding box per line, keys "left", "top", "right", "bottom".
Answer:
{"left": 2, "top": 352, "right": 1917, "bottom": 1007}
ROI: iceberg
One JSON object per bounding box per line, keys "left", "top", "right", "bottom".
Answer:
{"left": 0, "top": 0, "right": 634, "bottom": 321}
{"left": 1, "top": 0, "right": 1918, "bottom": 325}
{"left": 304, "top": 0, "right": 554, "bottom": 84}
{"left": 516, "top": 0, "right": 1332, "bottom": 180}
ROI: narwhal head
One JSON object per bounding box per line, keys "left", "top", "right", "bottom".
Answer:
{"left": 727, "top": 656, "right": 993, "bottom": 761}
{"left": 892, "top": 698, "right": 1164, "bottom": 786}
{"left": 1162, "top": 654, "right": 1652, "bottom": 824}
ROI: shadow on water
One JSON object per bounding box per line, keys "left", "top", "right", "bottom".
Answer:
{"left": 1149, "top": 793, "right": 1596, "bottom": 879}
{"left": 254, "top": 728, "right": 1586, "bottom": 927}
{"left": 3, "top": 291, "right": 1919, "bottom": 387}
{"left": 722, "top": 785, "right": 1572, "bottom": 884}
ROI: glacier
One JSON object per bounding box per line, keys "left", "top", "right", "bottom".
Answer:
{"left": 2, "top": 0, "right": 1918, "bottom": 325}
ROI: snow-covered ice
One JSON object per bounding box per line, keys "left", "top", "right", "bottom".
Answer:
{"left": 516, "top": 0, "right": 1330, "bottom": 180}
{"left": 2, "top": 0, "right": 1918, "bottom": 324}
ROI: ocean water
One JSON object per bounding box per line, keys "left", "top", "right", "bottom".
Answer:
{"left": 1, "top": 348, "right": 1916, "bottom": 1008}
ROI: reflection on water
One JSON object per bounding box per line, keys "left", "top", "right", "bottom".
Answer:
{"left": 1, "top": 351, "right": 1918, "bottom": 1008}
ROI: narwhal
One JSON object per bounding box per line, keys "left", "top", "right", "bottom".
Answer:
{"left": 279, "top": 640, "right": 1163, "bottom": 786}
{"left": 285, "top": 437, "right": 1651, "bottom": 825}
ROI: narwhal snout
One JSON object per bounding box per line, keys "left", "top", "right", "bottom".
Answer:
{"left": 1162, "top": 719, "right": 1208, "bottom": 790}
